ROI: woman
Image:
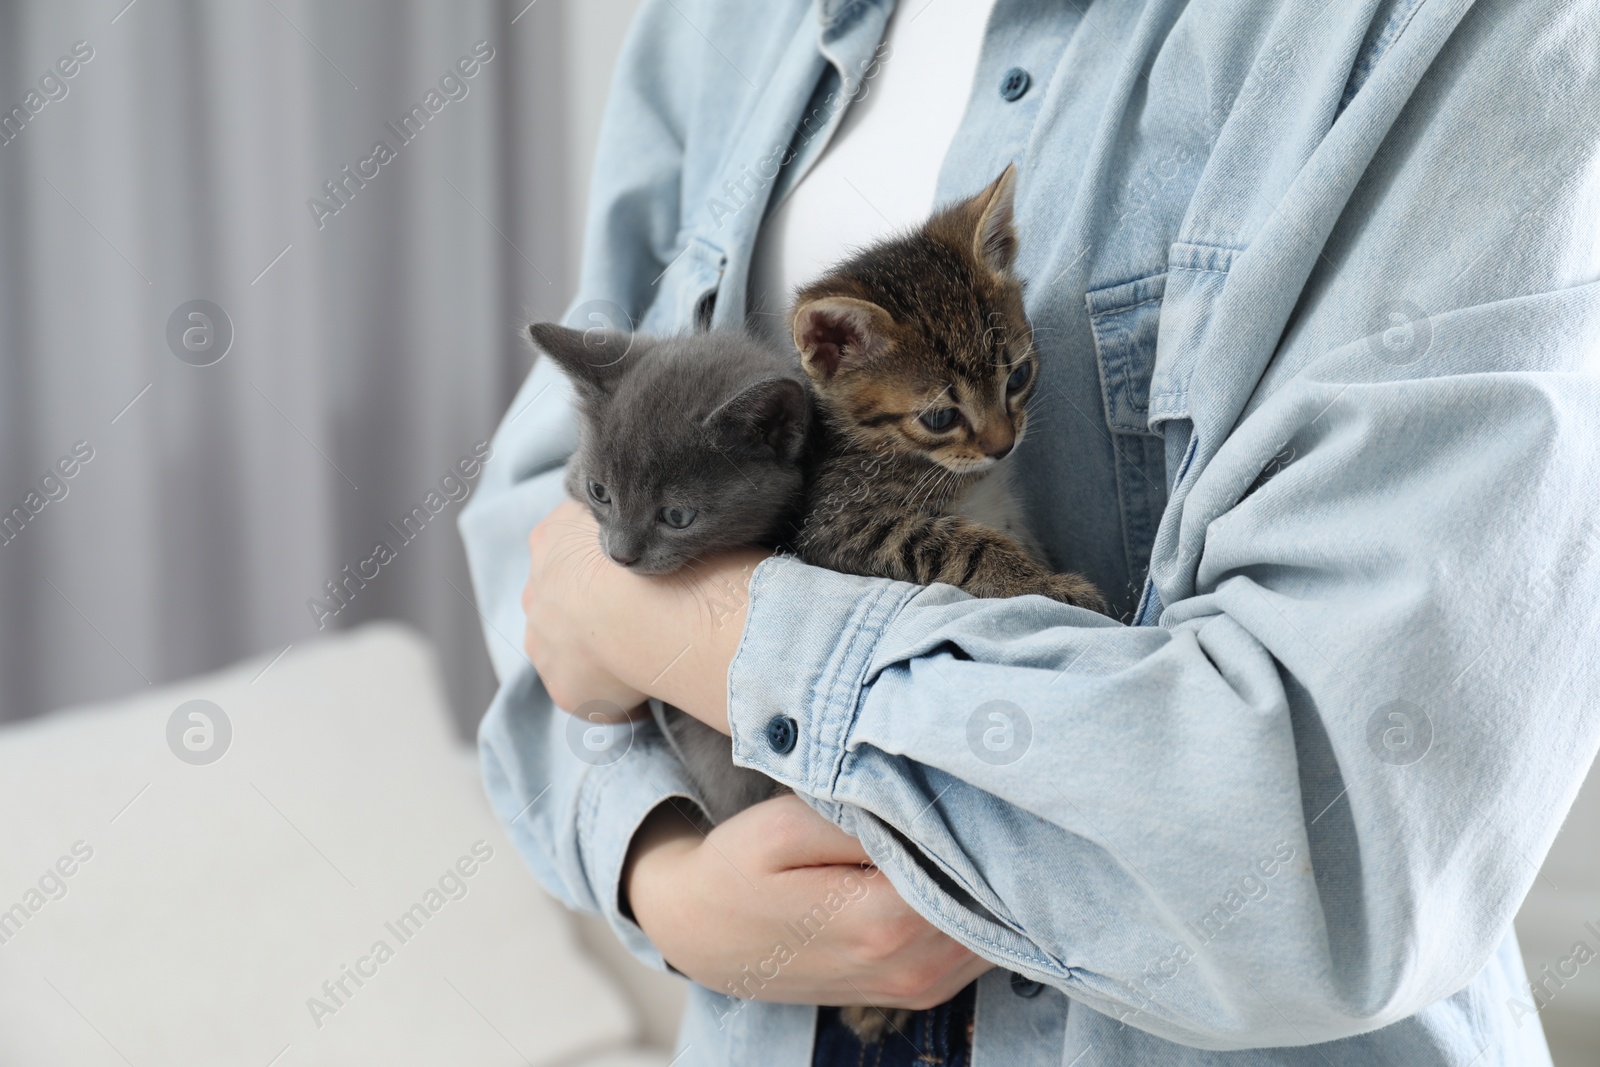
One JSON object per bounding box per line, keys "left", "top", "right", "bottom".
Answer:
{"left": 461, "top": 0, "right": 1600, "bottom": 1063}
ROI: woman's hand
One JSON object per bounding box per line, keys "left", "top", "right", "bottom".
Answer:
{"left": 624, "top": 794, "right": 993, "bottom": 1009}
{"left": 522, "top": 499, "right": 649, "bottom": 719}
{"left": 532, "top": 510, "right": 992, "bottom": 1007}
{"left": 522, "top": 498, "right": 765, "bottom": 731}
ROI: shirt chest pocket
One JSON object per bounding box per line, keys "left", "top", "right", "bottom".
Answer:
{"left": 1085, "top": 241, "right": 1234, "bottom": 597}
{"left": 639, "top": 235, "right": 727, "bottom": 334}
{"left": 1085, "top": 271, "right": 1172, "bottom": 596}
{"left": 1087, "top": 242, "right": 1239, "bottom": 617}
{"left": 1087, "top": 253, "right": 1221, "bottom": 436}
{"left": 1088, "top": 273, "right": 1167, "bottom": 434}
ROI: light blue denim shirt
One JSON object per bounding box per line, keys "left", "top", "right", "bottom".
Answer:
{"left": 461, "top": 0, "right": 1600, "bottom": 1063}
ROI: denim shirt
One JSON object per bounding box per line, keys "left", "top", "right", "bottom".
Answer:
{"left": 460, "top": 0, "right": 1600, "bottom": 1063}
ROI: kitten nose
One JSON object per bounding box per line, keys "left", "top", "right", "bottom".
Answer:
{"left": 604, "top": 535, "right": 641, "bottom": 567}
{"left": 981, "top": 433, "right": 1015, "bottom": 460}
{"left": 972, "top": 425, "right": 1011, "bottom": 460}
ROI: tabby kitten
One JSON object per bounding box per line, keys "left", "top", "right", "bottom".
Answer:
{"left": 789, "top": 165, "right": 1104, "bottom": 611}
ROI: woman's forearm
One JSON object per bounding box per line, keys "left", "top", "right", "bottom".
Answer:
{"left": 621, "top": 794, "right": 990, "bottom": 1007}
{"left": 615, "top": 552, "right": 762, "bottom": 734}
{"left": 523, "top": 498, "right": 763, "bottom": 734}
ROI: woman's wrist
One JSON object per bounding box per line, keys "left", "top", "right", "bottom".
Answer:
{"left": 600, "top": 549, "right": 767, "bottom": 735}
{"left": 522, "top": 501, "right": 765, "bottom": 735}
{"left": 621, "top": 800, "right": 701, "bottom": 930}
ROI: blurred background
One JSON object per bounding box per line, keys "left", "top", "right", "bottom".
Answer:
{"left": 0, "top": 2, "right": 1594, "bottom": 1064}
{"left": 0, "top": 0, "right": 644, "bottom": 736}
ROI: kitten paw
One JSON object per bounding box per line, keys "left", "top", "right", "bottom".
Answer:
{"left": 839, "top": 1005, "right": 915, "bottom": 1044}
{"left": 1042, "top": 572, "right": 1108, "bottom": 613}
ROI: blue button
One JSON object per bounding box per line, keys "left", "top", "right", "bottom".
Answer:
{"left": 1000, "top": 67, "right": 1031, "bottom": 102}
{"left": 1010, "top": 971, "right": 1044, "bottom": 998}
{"left": 765, "top": 715, "right": 798, "bottom": 754}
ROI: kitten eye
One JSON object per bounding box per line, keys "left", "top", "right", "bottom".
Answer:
{"left": 659, "top": 505, "right": 697, "bottom": 529}
{"left": 919, "top": 408, "right": 961, "bottom": 432}
{"left": 1006, "top": 362, "right": 1034, "bottom": 393}
{"left": 589, "top": 482, "right": 611, "bottom": 504}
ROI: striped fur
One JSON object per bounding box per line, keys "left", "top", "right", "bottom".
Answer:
{"left": 790, "top": 167, "right": 1105, "bottom": 613}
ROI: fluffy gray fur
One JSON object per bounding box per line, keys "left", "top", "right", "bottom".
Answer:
{"left": 529, "top": 323, "right": 806, "bottom": 823}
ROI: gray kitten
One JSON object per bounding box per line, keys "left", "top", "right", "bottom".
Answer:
{"left": 529, "top": 324, "right": 802, "bottom": 823}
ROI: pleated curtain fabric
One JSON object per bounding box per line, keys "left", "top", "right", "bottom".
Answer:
{"left": 0, "top": 0, "right": 572, "bottom": 732}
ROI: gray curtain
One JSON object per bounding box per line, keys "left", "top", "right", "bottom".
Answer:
{"left": 0, "top": 0, "right": 572, "bottom": 733}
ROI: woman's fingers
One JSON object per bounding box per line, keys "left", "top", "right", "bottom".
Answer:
{"left": 520, "top": 500, "right": 649, "bottom": 712}
{"left": 720, "top": 794, "right": 872, "bottom": 870}
{"left": 626, "top": 795, "right": 992, "bottom": 1009}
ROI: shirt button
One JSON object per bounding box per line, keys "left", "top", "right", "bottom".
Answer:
{"left": 999, "top": 67, "right": 1031, "bottom": 102}
{"left": 1010, "top": 971, "right": 1044, "bottom": 998}
{"left": 765, "top": 715, "right": 798, "bottom": 754}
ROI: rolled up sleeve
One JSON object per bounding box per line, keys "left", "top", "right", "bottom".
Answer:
{"left": 461, "top": 357, "right": 703, "bottom": 969}
{"left": 457, "top": 0, "right": 725, "bottom": 969}
{"left": 727, "top": 283, "right": 1600, "bottom": 1049}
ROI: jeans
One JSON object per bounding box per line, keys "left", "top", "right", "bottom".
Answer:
{"left": 812, "top": 985, "right": 976, "bottom": 1067}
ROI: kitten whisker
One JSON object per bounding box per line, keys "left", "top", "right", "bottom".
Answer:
{"left": 909, "top": 463, "right": 957, "bottom": 514}
{"left": 909, "top": 467, "right": 942, "bottom": 512}
{"left": 903, "top": 461, "right": 949, "bottom": 511}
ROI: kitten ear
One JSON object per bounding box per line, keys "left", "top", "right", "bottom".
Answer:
{"left": 527, "top": 321, "right": 632, "bottom": 398}
{"left": 790, "top": 297, "right": 894, "bottom": 381}
{"left": 970, "top": 164, "right": 1019, "bottom": 274}
{"left": 707, "top": 376, "right": 810, "bottom": 463}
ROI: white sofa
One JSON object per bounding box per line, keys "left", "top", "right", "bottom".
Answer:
{"left": 1511, "top": 752, "right": 1600, "bottom": 1064}
{"left": 0, "top": 624, "right": 683, "bottom": 1066}
{"left": 1, "top": 623, "right": 1592, "bottom": 1063}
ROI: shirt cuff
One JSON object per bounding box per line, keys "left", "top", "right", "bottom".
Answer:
{"left": 725, "top": 554, "right": 919, "bottom": 807}
{"left": 479, "top": 665, "right": 700, "bottom": 971}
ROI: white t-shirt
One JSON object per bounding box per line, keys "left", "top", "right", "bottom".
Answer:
{"left": 747, "top": 0, "right": 1001, "bottom": 341}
